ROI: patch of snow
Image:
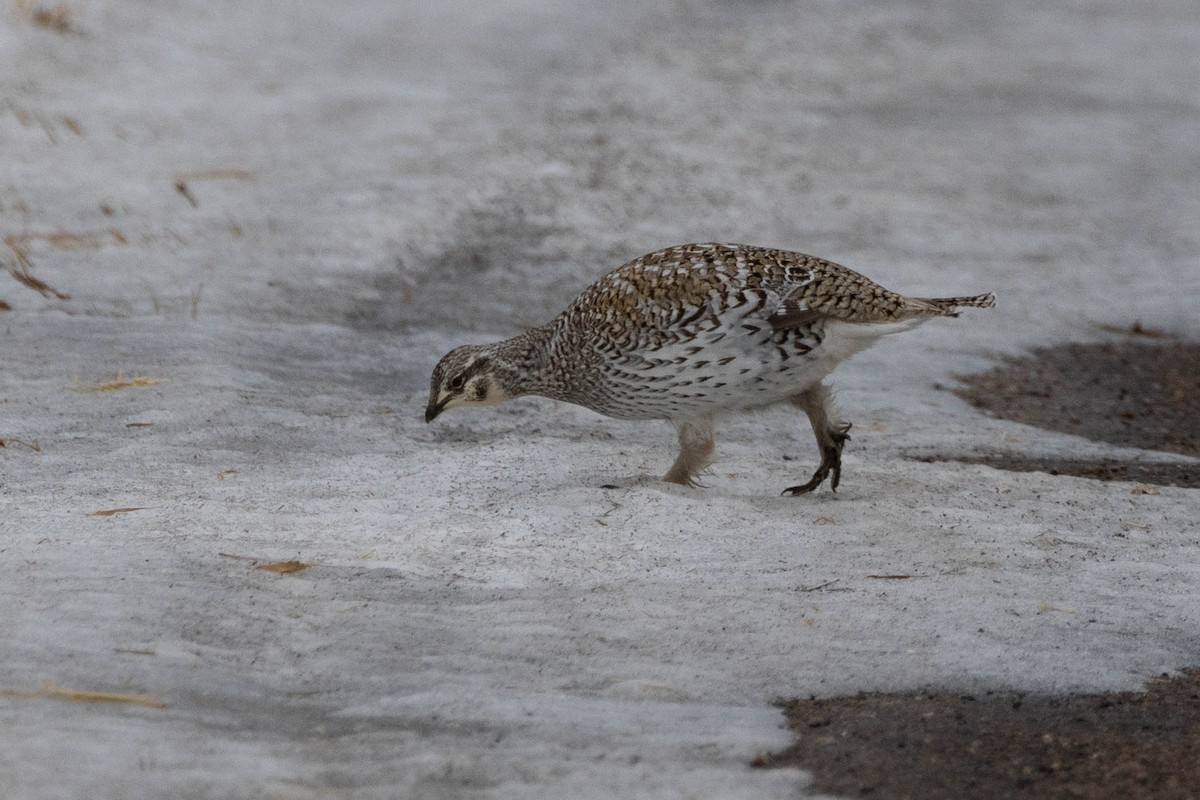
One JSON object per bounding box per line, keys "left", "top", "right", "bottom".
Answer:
{"left": 2, "top": 1, "right": 1198, "bottom": 798}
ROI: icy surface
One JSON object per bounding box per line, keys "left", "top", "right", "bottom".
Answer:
{"left": 2, "top": 1, "right": 1198, "bottom": 798}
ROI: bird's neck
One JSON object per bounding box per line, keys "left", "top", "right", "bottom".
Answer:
{"left": 490, "top": 324, "right": 561, "bottom": 399}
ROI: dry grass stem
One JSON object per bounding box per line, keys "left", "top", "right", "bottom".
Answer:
{"left": 87, "top": 507, "right": 146, "bottom": 517}
{"left": 5, "top": 229, "right": 132, "bottom": 300}
{"left": 173, "top": 170, "right": 250, "bottom": 208}
{"left": 256, "top": 560, "right": 311, "bottom": 574}
{"left": 0, "top": 437, "right": 42, "bottom": 451}
{"left": 173, "top": 180, "right": 198, "bottom": 207}
{"left": 8, "top": 266, "right": 69, "bottom": 299}
{"left": 76, "top": 370, "right": 161, "bottom": 391}
{"left": 2, "top": 681, "right": 167, "bottom": 708}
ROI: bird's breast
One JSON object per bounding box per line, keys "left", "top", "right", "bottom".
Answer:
{"left": 568, "top": 315, "right": 846, "bottom": 420}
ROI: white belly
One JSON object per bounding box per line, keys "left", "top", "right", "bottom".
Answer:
{"left": 589, "top": 318, "right": 915, "bottom": 421}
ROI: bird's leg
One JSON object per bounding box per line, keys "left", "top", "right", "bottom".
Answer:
{"left": 663, "top": 416, "right": 715, "bottom": 487}
{"left": 783, "top": 382, "right": 852, "bottom": 496}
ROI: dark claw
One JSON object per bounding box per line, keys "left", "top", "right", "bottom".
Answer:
{"left": 832, "top": 422, "right": 853, "bottom": 446}
{"left": 781, "top": 473, "right": 824, "bottom": 496}
{"left": 782, "top": 434, "right": 847, "bottom": 496}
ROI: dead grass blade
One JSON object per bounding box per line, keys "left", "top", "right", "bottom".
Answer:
{"left": 256, "top": 560, "right": 311, "bottom": 574}
{"left": 8, "top": 267, "right": 70, "bottom": 300}
{"left": 0, "top": 437, "right": 42, "bottom": 451}
{"left": 2, "top": 681, "right": 167, "bottom": 708}
{"left": 173, "top": 170, "right": 251, "bottom": 209}
{"left": 87, "top": 507, "right": 146, "bottom": 517}
{"left": 173, "top": 180, "right": 198, "bottom": 207}
{"left": 5, "top": 229, "right": 131, "bottom": 299}
{"left": 76, "top": 370, "right": 161, "bottom": 391}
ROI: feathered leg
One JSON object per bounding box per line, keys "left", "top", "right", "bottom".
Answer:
{"left": 784, "top": 382, "right": 852, "bottom": 495}
{"left": 663, "top": 416, "right": 715, "bottom": 487}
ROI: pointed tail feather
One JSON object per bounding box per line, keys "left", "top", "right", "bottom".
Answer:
{"left": 909, "top": 292, "right": 996, "bottom": 317}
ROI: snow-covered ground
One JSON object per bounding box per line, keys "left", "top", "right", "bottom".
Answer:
{"left": 2, "top": 1, "right": 1198, "bottom": 797}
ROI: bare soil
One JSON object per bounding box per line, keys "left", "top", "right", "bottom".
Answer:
{"left": 948, "top": 336, "right": 1200, "bottom": 487}
{"left": 756, "top": 670, "right": 1200, "bottom": 800}
{"left": 912, "top": 454, "right": 1200, "bottom": 489}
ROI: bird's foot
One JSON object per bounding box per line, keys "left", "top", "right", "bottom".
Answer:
{"left": 663, "top": 467, "right": 710, "bottom": 489}
{"left": 782, "top": 428, "right": 850, "bottom": 496}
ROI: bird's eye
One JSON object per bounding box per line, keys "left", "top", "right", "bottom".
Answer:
{"left": 449, "top": 375, "right": 466, "bottom": 390}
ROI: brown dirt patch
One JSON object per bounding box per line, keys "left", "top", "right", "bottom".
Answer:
{"left": 947, "top": 336, "right": 1200, "bottom": 487}
{"left": 756, "top": 670, "right": 1200, "bottom": 799}
{"left": 912, "top": 454, "right": 1200, "bottom": 489}
{"left": 955, "top": 338, "right": 1200, "bottom": 457}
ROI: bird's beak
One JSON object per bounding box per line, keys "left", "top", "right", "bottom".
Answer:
{"left": 425, "top": 398, "right": 447, "bottom": 423}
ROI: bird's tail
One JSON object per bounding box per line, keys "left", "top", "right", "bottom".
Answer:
{"left": 907, "top": 292, "right": 996, "bottom": 318}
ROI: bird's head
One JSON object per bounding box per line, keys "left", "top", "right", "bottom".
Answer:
{"left": 425, "top": 344, "right": 512, "bottom": 423}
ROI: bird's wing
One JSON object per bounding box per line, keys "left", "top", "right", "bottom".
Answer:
{"left": 763, "top": 250, "right": 925, "bottom": 329}
{"left": 767, "top": 305, "right": 825, "bottom": 331}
